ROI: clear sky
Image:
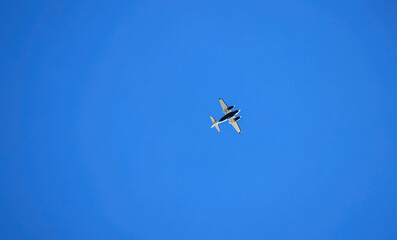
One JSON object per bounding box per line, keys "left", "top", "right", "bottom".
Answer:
{"left": 1, "top": 0, "right": 397, "bottom": 239}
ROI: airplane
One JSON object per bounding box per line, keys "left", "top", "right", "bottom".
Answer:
{"left": 210, "top": 98, "right": 242, "bottom": 134}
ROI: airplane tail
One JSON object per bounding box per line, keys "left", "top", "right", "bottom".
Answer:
{"left": 210, "top": 116, "right": 221, "bottom": 132}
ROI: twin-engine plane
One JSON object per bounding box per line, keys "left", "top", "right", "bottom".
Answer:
{"left": 210, "top": 98, "right": 242, "bottom": 134}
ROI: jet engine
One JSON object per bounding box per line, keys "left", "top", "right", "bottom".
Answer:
{"left": 234, "top": 116, "right": 242, "bottom": 121}
{"left": 227, "top": 105, "right": 235, "bottom": 111}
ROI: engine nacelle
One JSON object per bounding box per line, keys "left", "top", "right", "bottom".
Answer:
{"left": 227, "top": 105, "right": 235, "bottom": 111}
{"left": 234, "top": 116, "right": 242, "bottom": 121}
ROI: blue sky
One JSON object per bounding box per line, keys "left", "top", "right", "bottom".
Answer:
{"left": 1, "top": 0, "right": 397, "bottom": 239}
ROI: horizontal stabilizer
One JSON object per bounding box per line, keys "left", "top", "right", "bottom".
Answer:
{"left": 210, "top": 116, "right": 221, "bottom": 132}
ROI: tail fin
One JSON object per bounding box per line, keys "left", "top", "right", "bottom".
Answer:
{"left": 210, "top": 116, "right": 221, "bottom": 132}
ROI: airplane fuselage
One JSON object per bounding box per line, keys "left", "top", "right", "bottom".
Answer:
{"left": 218, "top": 110, "right": 240, "bottom": 123}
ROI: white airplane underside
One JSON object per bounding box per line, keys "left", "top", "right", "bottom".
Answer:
{"left": 210, "top": 98, "right": 242, "bottom": 134}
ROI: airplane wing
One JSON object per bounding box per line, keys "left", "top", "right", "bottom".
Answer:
{"left": 229, "top": 119, "right": 242, "bottom": 133}
{"left": 219, "top": 98, "right": 231, "bottom": 114}
{"left": 231, "top": 121, "right": 242, "bottom": 133}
